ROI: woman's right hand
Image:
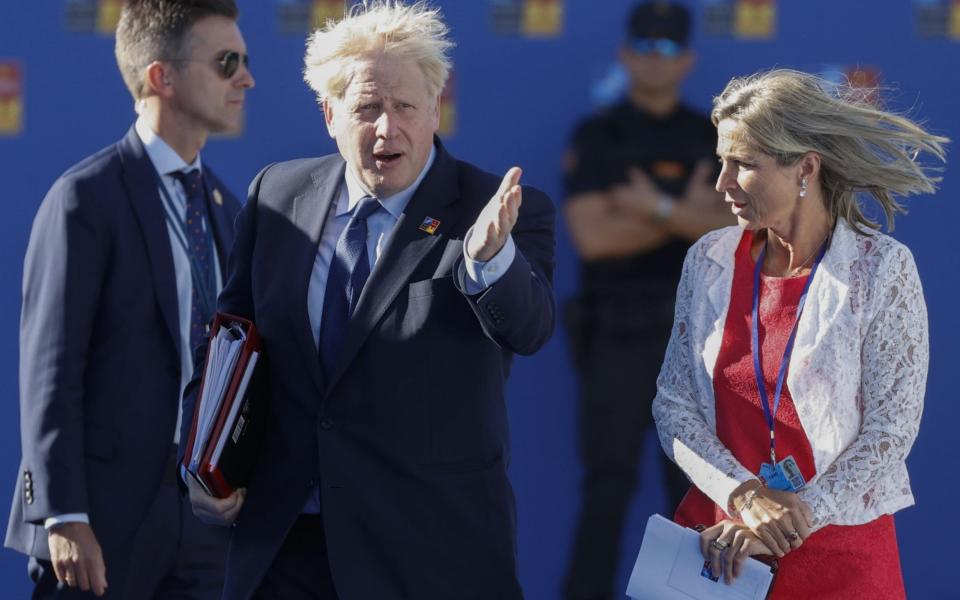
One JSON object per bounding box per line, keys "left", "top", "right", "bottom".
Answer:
{"left": 729, "top": 480, "right": 813, "bottom": 556}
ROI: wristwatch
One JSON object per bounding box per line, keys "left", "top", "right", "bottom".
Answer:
{"left": 654, "top": 194, "right": 675, "bottom": 223}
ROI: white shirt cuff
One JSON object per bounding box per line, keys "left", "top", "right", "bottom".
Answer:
{"left": 461, "top": 228, "right": 516, "bottom": 295}
{"left": 44, "top": 513, "right": 90, "bottom": 530}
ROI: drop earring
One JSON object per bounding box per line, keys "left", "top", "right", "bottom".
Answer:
{"left": 799, "top": 177, "right": 808, "bottom": 198}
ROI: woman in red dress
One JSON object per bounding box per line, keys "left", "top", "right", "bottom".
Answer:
{"left": 652, "top": 70, "right": 947, "bottom": 599}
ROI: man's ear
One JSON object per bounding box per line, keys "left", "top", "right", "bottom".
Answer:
{"left": 323, "top": 99, "right": 336, "bottom": 139}
{"left": 144, "top": 61, "right": 174, "bottom": 98}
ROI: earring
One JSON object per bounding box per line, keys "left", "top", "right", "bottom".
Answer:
{"left": 799, "top": 177, "right": 808, "bottom": 198}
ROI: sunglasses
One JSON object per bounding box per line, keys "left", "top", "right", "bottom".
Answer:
{"left": 631, "top": 38, "right": 683, "bottom": 58}
{"left": 165, "top": 50, "right": 249, "bottom": 79}
{"left": 214, "top": 51, "right": 249, "bottom": 79}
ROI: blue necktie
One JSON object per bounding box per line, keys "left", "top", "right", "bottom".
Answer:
{"left": 173, "top": 169, "right": 215, "bottom": 351}
{"left": 319, "top": 195, "right": 381, "bottom": 377}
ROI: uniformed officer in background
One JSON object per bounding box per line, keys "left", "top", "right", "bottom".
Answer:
{"left": 561, "top": 3, "right": 733, "bottom": 599}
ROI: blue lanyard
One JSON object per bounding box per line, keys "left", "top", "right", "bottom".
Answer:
{"left": 154, "top": 173, "right": 219, "bottom": 322}
{"left": 751, "top": 234, "right": 829, "bottom": 464}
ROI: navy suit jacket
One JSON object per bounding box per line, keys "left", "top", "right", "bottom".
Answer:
{"left": 179, "top": 140, "right": 556, "bottom": 599}
{"left": 5, "top": 127, "right": 240, "bottom": 578}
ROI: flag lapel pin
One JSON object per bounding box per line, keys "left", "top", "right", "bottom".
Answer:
{"left": 418, "top": 217, "right": 441, "bottom": 235}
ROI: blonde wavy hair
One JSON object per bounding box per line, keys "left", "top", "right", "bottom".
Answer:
{"left": 712, "top": 69, "right": 948, "bottom": 233}
{"left": 303, "top": 1, "right": 453, "bottom": 104}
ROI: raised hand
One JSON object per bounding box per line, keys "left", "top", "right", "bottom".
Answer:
{"left": 466, "top": 166, "right": 523, "bottom": 262}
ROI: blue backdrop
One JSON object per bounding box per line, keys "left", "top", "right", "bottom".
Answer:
{"left": 1, "top": 1, "right": 957, "bottom": 597}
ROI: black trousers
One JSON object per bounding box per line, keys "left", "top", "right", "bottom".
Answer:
{"left": 30, "top": 451, "right": 230, "bottom": 600}
{"left": 563, "top": 297, "right": 690, "bottom": 600}
{"left": 253, "top": 515, "right": 339, "bottom": 600}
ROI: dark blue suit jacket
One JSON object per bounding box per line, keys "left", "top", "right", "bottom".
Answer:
{"left": 180, "top": 140, "right": 556, "bottom": 599}
{"left": 5, "top": 127, "right": 240, "bottom": 583}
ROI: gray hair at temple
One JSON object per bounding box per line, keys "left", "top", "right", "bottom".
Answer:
{"left": 711, "top": 69, "right": 948, "bottom": 233}
{"left": 303, "top": 1, "right": 454, "bottom": 104}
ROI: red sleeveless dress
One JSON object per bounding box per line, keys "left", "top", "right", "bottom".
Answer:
{"left": 673, "top": 230, "right": 905, "bottom": 599}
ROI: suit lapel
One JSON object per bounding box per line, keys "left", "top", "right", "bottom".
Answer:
{"left": 292, "top": 161, "right": 346, "bottom": 398}
{"left": 117, "top": 126, "right": 180, "bottom": 354}
{"left": 326, "top": 144, "right": 463, "bottom": 391}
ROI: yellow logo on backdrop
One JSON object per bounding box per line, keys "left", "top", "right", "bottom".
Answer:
{"left": 311, "top": 0, "right": 347, "bottom": 29}
{"left": 522, "top": 0, "right": 563, "bottom": 37}
{"left": 97, "top": 0, "right": 123, "bottom": 34}
{"left": 64, "top": 0, "right": 120, "bottom": 35}
{"left": 950, "top": 0, "right": 960, "bottom": 38}
{"left": 734, "top": 0, "right": 775, "bottom": 39}
{"left": 0, "top": 61, "right": 24, "bottom": 136}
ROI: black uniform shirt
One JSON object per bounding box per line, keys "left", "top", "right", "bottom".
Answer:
{"left": 564, "top": 99, "right": 717, "bottom": 298}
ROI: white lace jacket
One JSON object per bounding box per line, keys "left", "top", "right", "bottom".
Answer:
{"left": 652, "top": 221, "right": 927, "bottom": 531}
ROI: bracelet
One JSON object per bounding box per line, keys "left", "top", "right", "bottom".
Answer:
{"left": 730, "top": 480, "right": 764, "bottom": 518}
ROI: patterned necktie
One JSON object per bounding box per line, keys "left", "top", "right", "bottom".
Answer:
{"left": 172, "top": 169, "right": 215, "bottom": 351}
{"left": 319, "top": 194, "right": 381, "bottom": 378}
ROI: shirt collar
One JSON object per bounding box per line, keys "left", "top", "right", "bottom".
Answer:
{"left": 135, "top": 117, "right": 203, "bottom": 177}
{"left": 340, "top": 145, "right": 437, "bottom": 220}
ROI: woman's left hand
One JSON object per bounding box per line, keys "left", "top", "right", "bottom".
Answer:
{"left": 699, "top": 520, "right": 774, "bottom": 584}
{"left": 737, "top": 487, "right": 814, "bottom": 557}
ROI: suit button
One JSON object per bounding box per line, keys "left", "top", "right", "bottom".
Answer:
{"left": 320, "top": 418, "right": 334, "bottom": 431}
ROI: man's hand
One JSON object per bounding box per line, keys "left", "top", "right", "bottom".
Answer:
{"left": 466, "top": 166, "right": 523, "bottom": 262}
{"left": 48, "top": 522, "right": 107, "bottom": 596}
{"left": 185, "top": 474, "right": 245, "bottom": 526}
{"left": 609, "top": 167, "right": 660, "bottom": 216}
{"left": 681, "top": 159, "right": 723, "bottom": 210}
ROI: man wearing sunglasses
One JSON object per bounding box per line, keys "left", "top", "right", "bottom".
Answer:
{"left": 5, "top": 0, "right": 253, "bottom": 598}
{"left": 561, "top": 2, "right": 733, "bottom": 599}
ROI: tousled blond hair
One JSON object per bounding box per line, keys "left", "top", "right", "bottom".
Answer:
{"left": 303, "top": 1, "right": 453, "bottom": 104}
{"left": 712, "top": 69, "right": 948, "bottom": 233}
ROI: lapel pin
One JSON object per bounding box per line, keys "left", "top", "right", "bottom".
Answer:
{"left": 212, "top": 188, "right": 224, "bottom": 206}
{"left": 418, "top": 217, "right": 440, "bottom": 235}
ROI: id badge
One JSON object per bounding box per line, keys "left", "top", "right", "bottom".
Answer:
{"left": 777, "top": 455, "right": 806, "bottom": 491}
{"left": 759, "top": 456, "right": 805, "bottom": 492}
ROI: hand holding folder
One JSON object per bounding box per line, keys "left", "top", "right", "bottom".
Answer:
{"left": 626, "top": 515, "right": 778, "bottom": 600}
{"left": 181, "top": 313, "right": 266, "bottom": 499}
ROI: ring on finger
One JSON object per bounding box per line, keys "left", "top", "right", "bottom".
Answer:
{"left": 710, "top": 539, "right": 730, "bottom": 552}
{"left": 786, "top": 531, "right": 800, "bottom": 542}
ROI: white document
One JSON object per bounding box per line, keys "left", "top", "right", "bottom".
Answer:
{"left": 626, "top": 514, "right": 775, "bottom": 600}
{"left": 209, "top": 350, "right": 260, "bottom": 466}
{"left": 189, "top": 323, "right": 246, "bottom": 471}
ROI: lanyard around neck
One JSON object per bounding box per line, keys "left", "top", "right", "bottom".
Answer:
{"left": 154, "top": 171, "right": 219, "bottom": 322}
{"left": 750, "top": 234, "right": 829, "bottom": 464}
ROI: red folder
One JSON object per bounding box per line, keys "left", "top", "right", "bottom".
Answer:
{"left": 180, "top": 312, "right": 266, "bottom": 498}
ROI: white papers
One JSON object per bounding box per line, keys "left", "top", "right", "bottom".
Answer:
{"left": 209, "top": 350, "right": 259, "bottom": 466}
{"left": 626, "top": 514, "right": 775, "bottom": 600}
{"left": 188, "top": 323, "right": 246, "bottom": 472}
